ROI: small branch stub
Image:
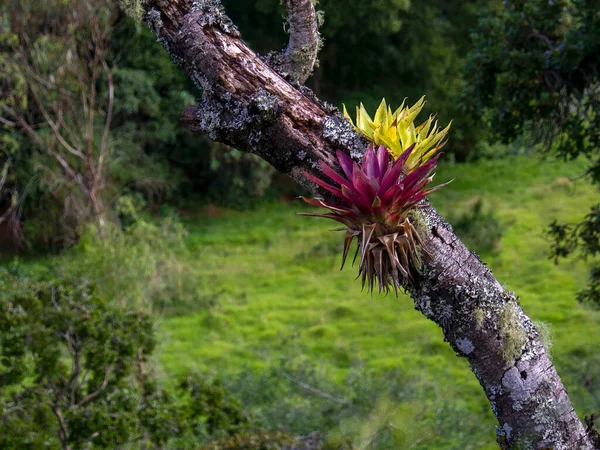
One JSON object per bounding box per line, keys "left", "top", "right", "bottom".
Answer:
{"left": 272, "top": 0, "right": 320, "bottom": 84}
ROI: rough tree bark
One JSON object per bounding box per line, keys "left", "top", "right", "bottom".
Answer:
{"left": 140, "top": 1, "right": 596, "bottom": 448}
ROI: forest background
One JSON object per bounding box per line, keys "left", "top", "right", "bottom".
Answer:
{"left": 0, "top": 1, "right": 599, "bottom": 449}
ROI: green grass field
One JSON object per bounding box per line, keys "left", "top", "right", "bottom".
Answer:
{"left": 3, "top": 153, "right": 599, "bottom": 449}
{"left": 149, "top": 153, "right": 600, "bottom": 448}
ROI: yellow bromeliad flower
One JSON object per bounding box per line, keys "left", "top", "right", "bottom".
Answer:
{"left": 343, "top": 97, "right": 452, "bottom": 173}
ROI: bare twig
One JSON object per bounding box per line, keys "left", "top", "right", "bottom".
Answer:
{"left": 2, "top": 105, "right": 43, "bottom": 146}
{"left": 53, "top": 106, "right": 84, "bottom": 151}
{"left": 84, "top": 432, "right": 100, "bottom": 450}
{"left": 22, "top": 63, "right": 77, "bottom": 99}
{"left": 0, "top": 116, "right": 16, "bottom": 127}
{"left": 97, "top": 59, "right": 114, "bottom": 192}
{"left": 52, "top": 406, "right": 72, "bottom": 450}
{"left": 0, "top": 158, "right": 10, "bottom": 192}
{"left": 77, "top": 365, "right": 113, "bottom": 407}
{"left": 28, "top": 84, "right": 85, "bottom": 160}
{"left": 274, "top": 365, "right": 352, "bottom": 406}
{"left": 250, "top": 349, "right": 351, "bottom": 406}
{"left": 527, "top": 32, "right": 554, "bottom": 50}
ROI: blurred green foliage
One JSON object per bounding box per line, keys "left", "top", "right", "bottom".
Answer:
{"left": 0, "top": 272, "right": 158, "bottom": 449}
{"left": 3, "top": 0, "right": 600, "bottom": 447}
{"left": 464, "top": 0, "right": 600, "bottom": 307}
{"left": 1, "top": 0, "right": 508, "bottom": 249}
{"left": 449, "top": 198, "right": 505, "bottom": 254}
{"left": 0, "top": 255, "right": 307, "bottom": 449}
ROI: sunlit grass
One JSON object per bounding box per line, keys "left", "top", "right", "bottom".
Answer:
{"left": 4, "top": 151, "right": 598, "bottom": 448}
{"left": 155, "top": 152, "right": 600, "bottom": 448}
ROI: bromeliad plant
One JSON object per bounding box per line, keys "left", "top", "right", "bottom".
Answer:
{"left": 300, "top": 144, "right": 449, "bottom": 294}
{"left": 343, "top": 97, "right": 451, "bottom": 173}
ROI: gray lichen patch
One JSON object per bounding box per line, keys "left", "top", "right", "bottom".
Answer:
{"left": 512, "top": 401, "right": 523, "bottom": 411}
{"left": 531, "top": 394, "right": 579, "bottom": 450}
{"left": 143, "top": 8, "right": 163, "bottom": 35}
{"left": 119, "top": 0, "right": 146, "bottom": 21}
{"left": 286, "top": 44, "right": 318, "bottom": 81}
{"left": 501, "top": 366, "right": 532, "bottom": 403}
{"left": 190, "top": 68, "right": 212, "bottom": 94}
{"left": 142, "top": 8, "right": 182, "bottom": 64}
{"left": 502, "top": 423, "right": 513, "bottom": 440}
{"left": 412, "top": 293, "right": 435, "bottom": 320}
{"left": 322, "top": 114, "right": 366, "bottom": 157}
{"left": 422, "top": 205, "right": 455, "bottom": 235}
{"left": 321, "top": 101, "right": 338, "bottom": 115}
{"left": 456, "top": 337, "right": 475, "bottom": 355}
{"left": 499, "top": 302, "right": 528, "bottom": 364}
{"left": 250, "top": 88, "right": 280, "bottom": 121}
{"left": 263, "top": 50, "right": 286, "bottom": 76}
{"left": 192, "top": 95, "right": 250, "bottom": 141}
{"left": 191, "top": 0, "right": 241, "bottom": 37}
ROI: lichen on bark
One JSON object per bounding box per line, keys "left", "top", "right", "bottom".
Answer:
{"left": 499, "top": 302, "right": 528, "bottom": 364}
{"left": 191, "top": 0, "right": 240, "bottom": 36}
{"left": 119, "top": 0, "right": 147, "bottom": 21}
{"left": 474, "top": 307, "right": 486, "bottom": 328}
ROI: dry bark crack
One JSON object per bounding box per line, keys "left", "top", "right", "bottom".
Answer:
{"left": 141, "top": 1, "right": 597, "bottom": 448}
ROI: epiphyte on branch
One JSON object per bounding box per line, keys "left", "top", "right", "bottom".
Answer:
{"left": 299, "top": 144, "right": 450, "bottom": 294}
{"left": 343, "top": 97, "right": 452, "bottom": 173}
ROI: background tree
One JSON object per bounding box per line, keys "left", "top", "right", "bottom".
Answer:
{"left": 0, "top": 0, "right": 120, "bottom": 242}
{"left": 0, "top": 0, "right": 283, "bottom": 249}
{"left": 463, "top": 0, "right": 600, "bottom": 307}
{"left": 0, "top": 272, "right": 160, "bottom": 449}
{"left": 0, "top": 269, "right": 291, "bottom": 449}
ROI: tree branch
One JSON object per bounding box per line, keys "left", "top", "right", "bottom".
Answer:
{"left": 84, "top": 432, "right": 100, "bottom": 450}
{"left": 52, "top": 406, "right": 72, "bottom": 450}
{"left": 272, "top": 0, "right": 321, "bottom": 84}
{"left": 96, "top": 59, "right": 114, "bottom": 195}
{"left": 28, "top": 84, "right": 85, "bottom": 160}
{"left": 276, "top": 365, "right": 352, "bottom": 406}
{"left": 0, "top": 116, "right": 16, "bottom": 127}
{"left": 77, "top": 365, "right": 113, "bottom": 407}
{"left": 140, "top": 1, "right": 595, "bottom": 448}
{"left": 2, "top": 105, "right": 44, "bottom": 147}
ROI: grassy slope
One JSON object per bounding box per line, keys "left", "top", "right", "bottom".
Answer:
{"left": 157, "top": 154, "right": 600, "bottom": 448}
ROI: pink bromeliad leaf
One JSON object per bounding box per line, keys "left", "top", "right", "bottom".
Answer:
{"left": 301, "top": 143, "right": 448, "bottom": 230}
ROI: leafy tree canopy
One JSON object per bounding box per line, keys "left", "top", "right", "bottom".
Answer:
{"left": 463, "top": 0, "right": 600, "bottom": 306}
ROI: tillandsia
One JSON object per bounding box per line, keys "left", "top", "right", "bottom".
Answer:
{"left": 343, "top": 97, "right": 451, "bottom": 173}
{"left": 299, "top": 144, "right": 450, "bottom": 295}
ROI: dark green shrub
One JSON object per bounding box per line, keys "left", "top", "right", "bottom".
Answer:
{"left": 0, "top": 272, "right": 158, "bottom": 449}
{"left": 0, "top": 271, "right": 259, "bottom": 449}
{"left": 178, "top": 374, "right": 252, "bottom": 439}
{"left": 202, "top": 430, "right": 296, "bottom": 450}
